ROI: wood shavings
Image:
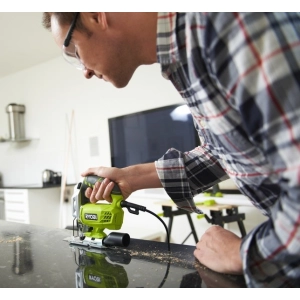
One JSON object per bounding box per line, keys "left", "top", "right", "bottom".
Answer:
{"left": 0, "top": 236, "right": 23, "bottom": 243}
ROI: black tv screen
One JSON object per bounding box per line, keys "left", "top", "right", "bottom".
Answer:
{"left": 108, "top": 104, "right": 200, "bottom": 168}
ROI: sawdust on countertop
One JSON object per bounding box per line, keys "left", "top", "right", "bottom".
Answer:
{"left": 0, "top": 236, "right": 23, "bottom": 244}
{"left": 125, "top": 248, "right": 191, "bottom": 267}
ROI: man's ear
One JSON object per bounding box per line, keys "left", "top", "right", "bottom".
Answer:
{"left": 83, "top": 12, "right": 108, "bottom": 29}
{"left": 90, "top": 12, "right": 108, "bottom": 29}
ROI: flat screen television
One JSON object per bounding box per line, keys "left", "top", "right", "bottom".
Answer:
{"left": 108, "top": 104, "right": 200, "bottom": 168}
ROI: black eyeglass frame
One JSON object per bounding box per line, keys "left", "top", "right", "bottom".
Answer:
{"left": 63, "top": 12, "right": 80, "bottom": 48}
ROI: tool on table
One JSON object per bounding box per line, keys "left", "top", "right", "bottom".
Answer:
{"left": 63, "top": 176, "right": 172, "bottom": 288}
{"left": 203, "top": 184, "right": 223, "bottom": 197}
{"left": 64, "top": 175, "right": 170, "bottom": 251}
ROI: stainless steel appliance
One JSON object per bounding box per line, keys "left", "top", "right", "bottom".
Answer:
{"left": 42, "top": 169, "right": 62, "bottom": 186}
{"left": 6, "top": 103, "right": 26, "bottom": 141}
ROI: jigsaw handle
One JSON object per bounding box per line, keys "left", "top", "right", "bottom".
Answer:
{"left": 73, "top": 175, "right": 124, "bottom": 220}
{"left": 82, "top": 175, "right": 122, "bottom": 196}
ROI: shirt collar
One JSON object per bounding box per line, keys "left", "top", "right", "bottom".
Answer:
{"left": 156, "top": 12, "right": 180, "bottom": 67}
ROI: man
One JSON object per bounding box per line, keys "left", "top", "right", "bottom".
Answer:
{"left": 43, "top": 12, "right": 300, "bottom": 287}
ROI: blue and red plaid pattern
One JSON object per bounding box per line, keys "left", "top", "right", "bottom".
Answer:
{"left": 154, "top": 12, "right": 300, "bottom": 287}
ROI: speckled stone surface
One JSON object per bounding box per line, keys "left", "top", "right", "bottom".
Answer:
{"left": 0, "top": 220, "right": 246, "bottom": 288}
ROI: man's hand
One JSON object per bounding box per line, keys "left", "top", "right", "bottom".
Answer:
{"left": 81, "top": 166, "right": 133, "bottom": 203}
{"left": 81, "top": 163, "right": 162, "bottom": 203}
{"left": 194, "top": 225, "right": 243, "bottom": 275}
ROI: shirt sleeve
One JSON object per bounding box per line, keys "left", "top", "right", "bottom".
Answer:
{"left": 155, "top": 146, "right": 229, "bottom": 214}
{"left": 204, "top": 12, "right": 300, "bottom": 287}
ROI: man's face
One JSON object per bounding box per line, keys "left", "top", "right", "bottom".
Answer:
{"left": 51, "top": 13, "right": 139, "bottom": 88}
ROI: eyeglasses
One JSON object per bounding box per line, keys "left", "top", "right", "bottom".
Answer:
{"left": 62, "top": 12, "right": 86, "bottom": 71}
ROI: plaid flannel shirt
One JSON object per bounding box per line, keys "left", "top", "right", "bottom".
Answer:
{"left": 155, "top": 12, "right": 300, "bottom": 287}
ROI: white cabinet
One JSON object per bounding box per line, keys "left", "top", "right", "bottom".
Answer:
{"left": 4, "top": 189, "right": 29, "bottom": 223}
{"left": 3, "top": 186, "right": 75, "bottom": 229}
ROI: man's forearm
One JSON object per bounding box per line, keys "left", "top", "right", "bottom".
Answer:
{"left": 122, "top": 162, "right": 162, "bottom": 192}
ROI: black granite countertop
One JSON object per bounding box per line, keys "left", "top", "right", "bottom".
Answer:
{"left": 0, "top": 220, "right": 246, "bottom": 288}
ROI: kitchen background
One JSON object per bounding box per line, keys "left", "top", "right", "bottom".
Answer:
{"left": 0, "top": 12, "right": 267, "bottom": 244}
{"left": 0, "top": 54, "right": 184, "bottom": 187}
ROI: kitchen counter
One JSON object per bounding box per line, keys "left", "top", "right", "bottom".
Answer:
{"left": 0, "top": 183, "right": 76, "bottom": 189}
{"left": 0, "top": 185, "right": 76, "bottom": 227}
{"left": 0, "top": 220, "right": 246, "bottom": 288}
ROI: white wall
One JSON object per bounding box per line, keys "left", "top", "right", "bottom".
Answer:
{"left": 0, "top": 57, "right": 183, "bottom": 186}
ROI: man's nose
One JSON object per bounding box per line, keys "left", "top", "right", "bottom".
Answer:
{"left": 83, "top": 68, "right": 95, "bottom": 79}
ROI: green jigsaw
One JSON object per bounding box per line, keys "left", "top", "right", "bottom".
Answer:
{"left": 65, "top": 175, "right": 133, "bottom": 249}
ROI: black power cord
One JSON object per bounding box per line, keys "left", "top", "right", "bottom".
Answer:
{"left": 120, "top": 201, "right": 171, "bottom": 252}
{"left": 120, "top": 200, "right": 171, "bottom": 288}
